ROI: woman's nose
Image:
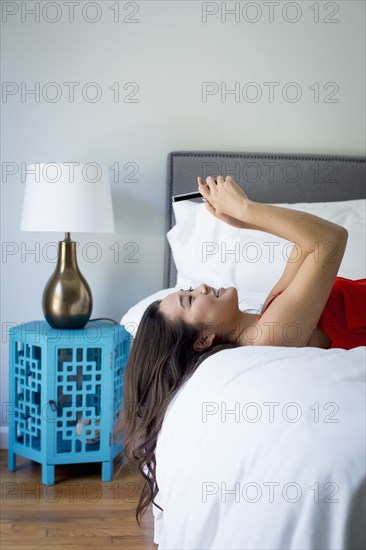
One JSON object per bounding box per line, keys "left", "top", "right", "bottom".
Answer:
{"left": 198, "top": 284, "right": 209, "bottom": 294}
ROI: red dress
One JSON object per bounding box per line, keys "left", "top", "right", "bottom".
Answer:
{"left": 258, "top": 277, "right": 366, "bottom": 350}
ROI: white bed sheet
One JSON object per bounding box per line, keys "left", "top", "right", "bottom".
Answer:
{"left": 153, "top": 345, "right": 366, "bottom": 549}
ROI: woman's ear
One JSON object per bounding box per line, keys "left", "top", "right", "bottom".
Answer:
{"left": 193, "top": 333, "right": 216, "bottom": 352}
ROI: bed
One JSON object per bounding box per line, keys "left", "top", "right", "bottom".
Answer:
{"left": 121, "top": 151, "right": 366, "bottom": 549}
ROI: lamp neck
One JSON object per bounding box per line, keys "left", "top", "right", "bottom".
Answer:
{"left": 57, "top": 233, "right": 78, "bottom": 271}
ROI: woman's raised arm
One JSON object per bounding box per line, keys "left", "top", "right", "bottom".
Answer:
{"left": 198, "top": 175, "right": 347, "bottom": 249}
{"left": 199, "top": 175, "right": 349, "bottom": 347}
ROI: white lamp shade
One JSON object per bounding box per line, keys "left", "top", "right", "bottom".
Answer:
{"left": 20, "top": 163, "right": 115, "bottom": 233}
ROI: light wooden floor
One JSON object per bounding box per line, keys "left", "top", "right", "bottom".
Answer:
{"left": 1, "top": 450, "right": 158, "bottom": 549}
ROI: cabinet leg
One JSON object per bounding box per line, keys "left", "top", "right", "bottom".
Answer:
{"left": 102, "top": 460, "right": 113, "bottom": 482}
{"left": 42, "top": 464, "right": 55, "bottom": 485}
{"left": 8, "top": 450, "right": 16, "bottom": 471}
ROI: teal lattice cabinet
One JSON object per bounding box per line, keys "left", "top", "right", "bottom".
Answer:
{"left": 8, "top": 320, "right": 131, "bottom": 485}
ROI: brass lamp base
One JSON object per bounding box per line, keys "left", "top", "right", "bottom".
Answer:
{"left": 42, "top": 233, "right": 93, "bottom": 329}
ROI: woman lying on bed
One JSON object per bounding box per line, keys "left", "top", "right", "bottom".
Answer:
{"left": 115, "top": 175, "right": 366, "bottom": 525}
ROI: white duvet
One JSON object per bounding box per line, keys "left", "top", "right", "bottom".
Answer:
{"left": 153, "top": 345, "right": 366, "bottom": 550}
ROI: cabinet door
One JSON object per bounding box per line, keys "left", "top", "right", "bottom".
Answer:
{"left": 50, "top": 344, "right": 111, "bottom": 463}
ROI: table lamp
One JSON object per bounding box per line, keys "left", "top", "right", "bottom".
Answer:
{"left": 20, "top": 163, "right": 115, "bottom": 329}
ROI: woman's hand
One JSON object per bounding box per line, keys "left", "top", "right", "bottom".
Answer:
{"left": 197, "top": 176, "right": 250, "bottom": 228}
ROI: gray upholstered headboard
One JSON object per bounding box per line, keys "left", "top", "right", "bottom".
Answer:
{"left": 164, "top": 151, "right": 366, "bottom": 288}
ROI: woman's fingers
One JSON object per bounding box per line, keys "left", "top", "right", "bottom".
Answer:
{"left": 206, "top": 175, "right": 227, "bottom": 188}
{"left": 197, "top": 176, "right": 210, "bottom": 198}
{"left": 197, "top": 178, "right": 216, "bottom": 213}
{"left": 198, "top": 175, "right": 240, "bottom": 210}
{"left": 198, "top": 175, "right": 226, "bottom": 187}
{"left": 198, "top": 175, "right": 243, "bottom": 222}
{"left": 198, "top": 175, "right": 224, "bottom": 209}
{"left": 204, "top": 176, "right": 217, "bottom": 193}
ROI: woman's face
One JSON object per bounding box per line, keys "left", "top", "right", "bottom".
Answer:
{"left": 159, "top": 284, "right": 241, "bottom": 336}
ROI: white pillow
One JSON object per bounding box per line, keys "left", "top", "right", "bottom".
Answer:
{"left": 167, "top": 198, "right": 366, "bottom": 293}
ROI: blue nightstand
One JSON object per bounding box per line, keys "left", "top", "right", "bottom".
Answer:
{"left": 8, "top": 320, "right": 130, "bottom": 485}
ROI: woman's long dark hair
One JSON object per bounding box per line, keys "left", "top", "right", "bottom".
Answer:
{"left": 113, "top": 299, "right": 239, "bottom": 525}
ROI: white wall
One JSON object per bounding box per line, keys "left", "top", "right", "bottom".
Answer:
{"left": 1, "top": 0, "right": 365, "bottom": 446}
